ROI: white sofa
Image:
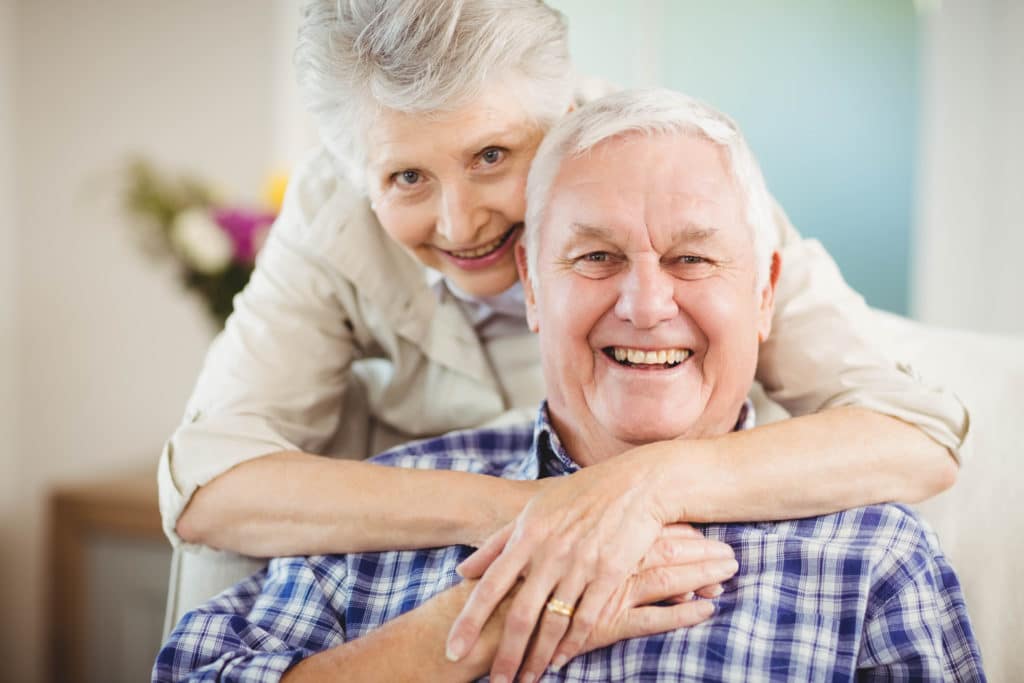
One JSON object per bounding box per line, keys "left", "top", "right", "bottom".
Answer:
{"left": 877, "top": 312, "right": 1023, "bottom": 681}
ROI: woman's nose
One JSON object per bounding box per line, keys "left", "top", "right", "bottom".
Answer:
{"left": 436, "top": 185, "right": 486, "bottom": 246}
{"left": 614, "top": 259, "right": 679, "bottom": 329}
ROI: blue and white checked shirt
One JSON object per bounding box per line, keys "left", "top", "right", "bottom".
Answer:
{"left": 155, "top": 404, "right": 984, "bottom": 682}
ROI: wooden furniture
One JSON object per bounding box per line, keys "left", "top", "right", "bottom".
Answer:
{"left": 49, "top": 472, "right": 171, "bottom": 683}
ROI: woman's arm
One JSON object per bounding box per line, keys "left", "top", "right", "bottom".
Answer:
{"left": 649, "top": 406, "right": 957, "bottom": 525}
{"left": 176, "top": 451, "right": 538, "bottom": 556}
{"left": 758, "top": 201, "right": 969, "bottom": 461}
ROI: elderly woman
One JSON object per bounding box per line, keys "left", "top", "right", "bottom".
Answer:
{"left": 159, "top": 0, "right": 967, "bottom": 679}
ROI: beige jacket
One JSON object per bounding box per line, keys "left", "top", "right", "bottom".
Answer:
{"left": 158, "top": 148, "right": 969, "bottom": 550}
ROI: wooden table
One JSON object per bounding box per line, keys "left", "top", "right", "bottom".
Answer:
{"left": 49, "top": 472, "right": 169, "bottom": 683}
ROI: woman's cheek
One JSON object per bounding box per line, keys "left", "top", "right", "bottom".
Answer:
{"left": 375, "top": 202, "right": 432, "bottom": 250}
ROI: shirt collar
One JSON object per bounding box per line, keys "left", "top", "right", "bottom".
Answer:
{"left": 529, "top": 398, "right": 757, "bottom": 479}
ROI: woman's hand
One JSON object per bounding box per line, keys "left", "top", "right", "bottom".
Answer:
{"left": 519, "top": 530, "right": 734, "bottom": 680}
{"left": 444, "top": 453, "right": 733, "bottom": 682}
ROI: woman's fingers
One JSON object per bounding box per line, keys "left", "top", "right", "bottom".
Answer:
{"left": 487, "top": 551, "right": 577, "bottom": 682}
{"left": 661, "top": 522, "right": 704, "bottom": 540}
{"left": 619, "top": 600, "right": 716, "bottom": 642}
{"left": 456, "top": 522, "right": 513, "bottom": 579}
{"left": 446, "top": 545, "right": 526, "bottom": 662}
{"left": 638, "top": 536, "right": 734, "bottom": 572}
{"left": 550, "top": 573, "right": 620, "bottom": 667}
{"left": 696, "top": 583, "right": 725, "bottom": 599}
{"left": 630, "top": 559, "right": 738, "bottom": 606}
{"left": 516, "top": 574, "right": 586, "bottom": 682}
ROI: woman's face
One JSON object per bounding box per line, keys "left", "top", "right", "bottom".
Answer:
{"left": 364, "top": 87, "right": 547, "bottom": 297}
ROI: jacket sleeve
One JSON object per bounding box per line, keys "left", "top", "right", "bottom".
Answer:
{"left": 152, "top": 558, "right": 346, "bottom": 683}
{"left": 756, "top": 200, "right": 970, "bottom": 461}
{"left": 158, "top": 152, "right": 362, "bottom": 549}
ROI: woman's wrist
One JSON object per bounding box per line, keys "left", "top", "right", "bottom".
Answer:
{"left": 469, "top": 477, "right": 545, "bottom": 547}
{"left": 629, "top": 438, "right": 723, "bottom": 525}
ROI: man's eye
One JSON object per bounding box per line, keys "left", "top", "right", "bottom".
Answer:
{"left": 392, "top": 170, "right": 422, "bottom": 187}
{"left": 666, "top": 254, "right": 716, "bottom": 280}
{"left": 478, "top": 147, "right": 506, "bottom": 166}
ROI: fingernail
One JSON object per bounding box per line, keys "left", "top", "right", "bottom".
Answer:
{"left": 455, "top": 565, "right": 465, "bottom": 578}
{"left": 683, "top": 591, "right": 695, "bottom": 601}
{"left": 699, "top": 600, "right": 715, "bottom": 616}
{"left": 492, "top": 675, "right": 508, "bottom": 683}
{"left": 708, "top": 584, "right": 724, "bottom": 598}
{"left": 445, "top": 638, "right": 463, "bottom": 662}
{"left": 717, "top": 559, "right": 738, "bottom": 573}
{"left": 711, "top": 544, "right": 735, "bottom": 559}
{"left": 551, "top": 655, "right": 567, "bottom": 672}
{"left": 521, "top": 673, "right": 535, "bottom": 683}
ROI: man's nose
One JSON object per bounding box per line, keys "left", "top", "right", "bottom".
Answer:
{"left": 437, "top": 184, "right": 486, "bottom": 246}
{"left": 614, "top": 258, "right": 679, "bottom": 329}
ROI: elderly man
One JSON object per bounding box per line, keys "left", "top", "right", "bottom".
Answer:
{"left": 155, "top": 89, "right": 984, "bottom": 682}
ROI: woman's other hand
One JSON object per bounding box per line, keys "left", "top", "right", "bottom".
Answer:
{"left": 445, "top": 453, "right": 735, "bottom": 682}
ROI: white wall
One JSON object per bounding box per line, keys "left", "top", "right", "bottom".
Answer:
{"left": 8, "top": 2, "right": 278, "bottom": 679}
{"left": 914, "top": 0, "right": 1024, "bottom": 334}
{"left": 0, "top": 0, "right": 24, "bottom": 674}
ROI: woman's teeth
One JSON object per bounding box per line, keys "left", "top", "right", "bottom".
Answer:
{"left": 610, "top": 347, "right": 692, "bottom": 366}
{"left": 447, "top": 226, "right": 518, "bottom": 259}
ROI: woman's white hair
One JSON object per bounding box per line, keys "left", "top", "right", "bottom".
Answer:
{"left": 525, "top": 88, "right": 779, "bottom": 288}
{"left": 295, "top": 0, "right": 574, "bottom": 187}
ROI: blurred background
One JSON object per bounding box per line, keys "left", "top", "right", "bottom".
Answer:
{"left": 0, "top": 0, "right": 1021, "bottom": 680}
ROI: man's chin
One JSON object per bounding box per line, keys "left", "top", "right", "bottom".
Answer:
{"left": 604, "top": 418, "right": 697, "bottom": 449}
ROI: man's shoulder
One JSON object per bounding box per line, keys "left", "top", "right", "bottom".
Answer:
{"left": 771, "top": 503, "right": 940, "bottom": 558}
{"left": 719, "top": 504, "right": 947, "bottom": 604}
{"left": 367, "top": 422, "right": 537, "bottom": 477}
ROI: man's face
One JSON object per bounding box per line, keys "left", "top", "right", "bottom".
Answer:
{"left": 519, "top": 132, "right": 780, "bottom": 466}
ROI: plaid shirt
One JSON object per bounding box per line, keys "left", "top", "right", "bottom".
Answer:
{"left": 155, "top": 404, "right": 984, "bottom": 682}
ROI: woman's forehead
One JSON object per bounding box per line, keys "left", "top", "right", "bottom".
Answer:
{"left": 365, "top": 88, "right": 542, "bottom": 168}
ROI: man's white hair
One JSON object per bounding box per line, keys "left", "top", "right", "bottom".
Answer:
{"left": 295, "top": 0, "right": 575, "bottom": 188}
{"left": 525, "top": 88, "right": 779, "bottom": 288}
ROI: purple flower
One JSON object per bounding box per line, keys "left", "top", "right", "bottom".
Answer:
{"left": 212, "top": 207, "right": 277, "bottom": 262}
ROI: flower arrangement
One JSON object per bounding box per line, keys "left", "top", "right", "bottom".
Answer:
{"left": 122, "top": 160, "right": 287, "bottom": 328}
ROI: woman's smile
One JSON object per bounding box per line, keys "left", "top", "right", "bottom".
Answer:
{"left": 437, "top": 223, "right": 523, "bottom": 271}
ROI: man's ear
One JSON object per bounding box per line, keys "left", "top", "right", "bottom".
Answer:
{"left": 757, "top": 251, "right": 782, "bottom": 344}
{"left": 515, "top": 241, "right": 540, "bottom": 333}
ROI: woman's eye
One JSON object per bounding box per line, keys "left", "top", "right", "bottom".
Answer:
{"left": 582, "top": 251, "right": 611, "bottom": 262}
{"left": 679, "top": 255, "right": 705, "bottom": 264}
{"left": 478, "top": 147, "right": 505, "bottom": 166}
{"left": 392, "top": 170, "right": 422, "bottom": 187}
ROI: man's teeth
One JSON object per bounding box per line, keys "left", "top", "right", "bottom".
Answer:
{"left": 612, "top": 347, "right": 692, "bottom": 365}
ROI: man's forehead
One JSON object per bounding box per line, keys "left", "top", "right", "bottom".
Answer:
{"left": 567, "top": 220, "right": 721, "bottom": 245}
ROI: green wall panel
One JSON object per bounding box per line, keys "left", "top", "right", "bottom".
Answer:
{"left": 549, "top": 0, "right": 918, "bottom": 314}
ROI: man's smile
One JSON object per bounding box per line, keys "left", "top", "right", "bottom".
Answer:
{"left": 601, "top": 346, "right": 694, "bottom": 369}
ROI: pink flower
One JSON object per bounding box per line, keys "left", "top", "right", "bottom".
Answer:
{"left": 212, "top": 207, "right": 277, "bottom": 263}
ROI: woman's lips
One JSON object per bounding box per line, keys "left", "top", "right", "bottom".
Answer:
{"left": 437, "top": 224, "right": 522, "bottom": 272}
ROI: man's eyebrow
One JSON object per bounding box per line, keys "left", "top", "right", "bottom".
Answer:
{"left": 670, "top": 223, "right": 719, "bottom": 243}
{"left": 569, "top": 223, "right": 618, "bottom": 241}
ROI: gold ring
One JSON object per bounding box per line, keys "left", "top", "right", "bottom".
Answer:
{"left": 545, "top": 597, "right": 575, "bottom": 618}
